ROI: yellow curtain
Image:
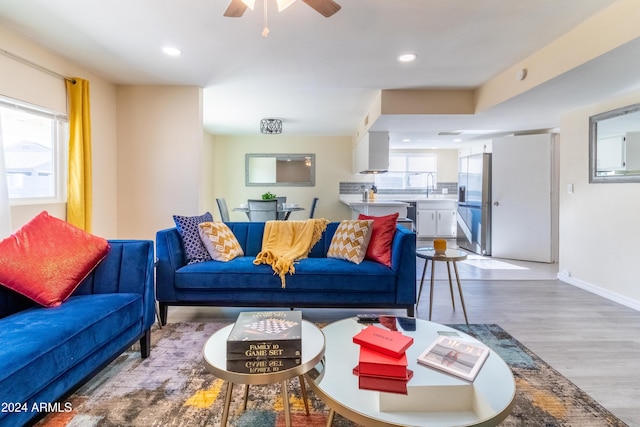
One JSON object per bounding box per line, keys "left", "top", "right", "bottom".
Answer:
{"left": 66, "top": 78, "right": 93, "bottom": 232}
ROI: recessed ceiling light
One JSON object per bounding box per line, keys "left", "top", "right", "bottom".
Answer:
{"left": 162, "top": 46, "right": 182, "bottom": 57}
{"left": 453, "top": 139, "right": 462, "bottom": 142}
{"left": 398, "top": 53, "right": 417, "bottom": 63}
{"left": 402, "top": 138, "right": 411, "bottom": 142}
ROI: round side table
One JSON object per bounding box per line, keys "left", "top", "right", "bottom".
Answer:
{"left": 416, "top": 247, "right": 469, "bottom": 325}
{"left": 202, "top": 320, "right": 325, "bottom": 427}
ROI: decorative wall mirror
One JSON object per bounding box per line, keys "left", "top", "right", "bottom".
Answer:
{"left": 245, "top": 153, "right": 315, "bottom": 186}
{"left": 589, "top": 103, "right": 640, "bottom": 183}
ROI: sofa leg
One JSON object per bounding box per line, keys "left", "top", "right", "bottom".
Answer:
{"left": 140, "top": 329, "right": 151, "bottom": 358}
{"left": 406, "top": 305, "right": 415, "bottom": 318}
{"left": 159, "top": 302, "right": 169, "bottom": 326}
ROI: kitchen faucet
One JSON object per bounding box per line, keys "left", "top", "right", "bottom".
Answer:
{"left": 425, "top": 172, "right": 435, "bottom": 197}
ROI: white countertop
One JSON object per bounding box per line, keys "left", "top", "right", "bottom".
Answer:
{"left": 339, "top": 195, "right": 409, "bottom": 207}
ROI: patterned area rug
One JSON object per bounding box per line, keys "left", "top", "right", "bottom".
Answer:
{"left": 37, "top": 322, "right": 627, "bottom": 427}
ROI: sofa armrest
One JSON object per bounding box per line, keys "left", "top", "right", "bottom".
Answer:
{"left": 155, "top": 228, "right": 186, "bottom": 302}
{"left": 74, "top": 240, "right": 155, "bottom": 330}
{"left": 390, "top": 226, "right": 417, "bottom": 306}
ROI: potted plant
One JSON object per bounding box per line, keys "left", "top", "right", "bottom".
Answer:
{"left": 261, "top": 191, "right": 277, "bottom": 200}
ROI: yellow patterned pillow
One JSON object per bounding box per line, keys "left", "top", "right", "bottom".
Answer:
{"left": 198, "top": 222, "right": 244, "bottom": 262}
{"left": 327, "top": 220, "right": 374, "bottom": 264}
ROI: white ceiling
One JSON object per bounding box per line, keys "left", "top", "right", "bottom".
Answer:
{"left": 1, "top": 0, "right": 638, "bottom": 148}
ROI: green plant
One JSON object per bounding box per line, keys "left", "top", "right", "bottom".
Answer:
{"left": 261, "top": 191, "right": 276, "bottom": 200}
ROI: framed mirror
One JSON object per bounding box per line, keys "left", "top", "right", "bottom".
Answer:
{"left": 246, "top": 153, "right": 315, "bottom": 186}
{"left": 589, "top": 103, "right": 640, "bottom": 183}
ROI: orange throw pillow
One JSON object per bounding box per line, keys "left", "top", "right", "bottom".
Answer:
{"left": 358, "top": 212, "right": 399, "bottom": 267}
{"left": 0, "top": 211, "right": 110, "bottom": 307}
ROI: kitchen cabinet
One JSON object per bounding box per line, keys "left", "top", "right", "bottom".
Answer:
{"left": 416, "top": 200, "right": 457, "bottom": 238}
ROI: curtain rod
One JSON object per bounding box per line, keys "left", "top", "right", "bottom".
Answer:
{"left": 0, "top": 48, "right": 76, "bottom": 84}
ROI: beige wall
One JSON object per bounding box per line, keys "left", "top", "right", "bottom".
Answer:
{"left": 210, "top": 134, "right": 353, "bottom": 221}
{"left": 1, "top": 26, "right": 119, "bottom": 237}
{"left": 558, "top": 90, "right": 640, "bottom": 309}
{"left": 116, "top": 86, "right": 203, "bottom": 240}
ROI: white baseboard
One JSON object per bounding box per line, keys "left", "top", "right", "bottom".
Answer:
{"left": 557, "top": 272, "right": 640, "bottom": 312}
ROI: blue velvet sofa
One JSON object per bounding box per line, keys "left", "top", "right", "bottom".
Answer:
{"left": 0, "top": 240, "right": 155, "bottom": 427}
{"left": 156, "top": 221, "right": 416, "bottom": 324}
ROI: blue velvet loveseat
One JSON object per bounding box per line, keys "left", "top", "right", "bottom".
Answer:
{"left": 156, "top": 221, "right": 416, "bottom": 324}
{"left": 0, "top": 240, "right": 156, "bottom": 427}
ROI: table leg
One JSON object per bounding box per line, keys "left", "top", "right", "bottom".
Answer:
{"left": 446, "top": 261, "right": 456, "bottom": 310}
{"left": 429, "top": 258, "right": 436, "bottom": 321}
{"left": 299, "top": 375, "right": 310, "bottom": 415}
{"left": 242, "top": 384, "right": 249, "bottom": 410}
{"left": 326, "top": 408, "right": 335, "bottom": 427}
{"left": 221, "top": 381, "right": 234, "bottom": 427}
{"left": 417, "top": 258, "right": 428, "bottom": 308}
{"left": 453, "top": 261, "right": 469, "bottom": 325}
{"left": 282, "top": 380, "right": 291, "bottom": 427}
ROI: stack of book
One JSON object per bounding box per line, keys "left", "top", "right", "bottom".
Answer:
{"left": 226, "top": 311, "right": 302, "bottom": 374}
{"left": 352, "top": 325, "right": 414, "bottom": 394}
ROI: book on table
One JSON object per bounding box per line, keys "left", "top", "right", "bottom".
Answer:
{"left": 357, "top": 346, "right": 409, "bottom": 378}
{"left": 352, "top": 366, "right": 414, "bottom": 395}
{"left": 417, "top": 335, "right": 490, "bottom": 382}
{"left": 352, "top": 325, "right": 414, "bottom": 358}
{"left": 226, "top": 310, "right": 302, "bottom": 360}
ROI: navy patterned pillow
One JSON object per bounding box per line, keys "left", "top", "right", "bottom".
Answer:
{"left": 173, "top": 212, "right": 214, "bottom": 264}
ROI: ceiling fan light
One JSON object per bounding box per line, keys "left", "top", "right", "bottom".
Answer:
{"left": 241, "top": 0, "right": 256, "bottom": 10}
{"left": 276, "top": 0, "right": 297, "bottom": 12}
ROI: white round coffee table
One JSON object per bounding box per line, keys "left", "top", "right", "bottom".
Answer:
{"left": 203, "top": 320, "right": 325, "bottom": 427}
{"left": 306, "top": 317, "right": 515, "bottom": 427}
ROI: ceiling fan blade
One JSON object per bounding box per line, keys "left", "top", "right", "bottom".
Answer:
{"left": 303, "top": 0, "right": 341, "bottom": 17}
{"left": 224, "top": 0, "right": 248, "bottom": 17}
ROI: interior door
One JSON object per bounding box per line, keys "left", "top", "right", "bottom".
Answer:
{"left": 491, "top": 134, "right": 556, "bottom": 262}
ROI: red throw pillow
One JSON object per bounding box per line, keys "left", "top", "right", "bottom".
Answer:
{"left": 0, "top": 211, "right": 110, "bottom": 307}
{"left": 358, "top": 212, "right": 399, "bottom": 267}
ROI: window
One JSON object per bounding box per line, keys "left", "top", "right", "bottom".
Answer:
{"left": 0, "top": 97, "right": 67, "bottom": 203}
{"left": 375, "top": 152, "right": 437, "bottom": 190}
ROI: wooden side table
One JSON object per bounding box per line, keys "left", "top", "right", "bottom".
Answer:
{"left": 416, "top": 247, "right": 469, "bottom": 325}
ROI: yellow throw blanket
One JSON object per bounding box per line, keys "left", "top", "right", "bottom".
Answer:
{"left": 253, "top": 218, "right": 329, "bottom": 288}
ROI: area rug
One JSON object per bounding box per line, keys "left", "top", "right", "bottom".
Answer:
{"left": 37, "top": 322, "right": 627, "bottom": 427}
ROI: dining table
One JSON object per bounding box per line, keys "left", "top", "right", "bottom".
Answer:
{"left": 233, "top": 204, "right": 306, "bottom": 220}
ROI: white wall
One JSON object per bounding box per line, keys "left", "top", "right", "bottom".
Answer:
{"left": 210, "top": 134, "right": 353, "bottom": 221}
{"left": 558, "top": 90, "right": 640, "bottom": 309}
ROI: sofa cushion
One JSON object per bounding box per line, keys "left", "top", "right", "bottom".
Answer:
{"left": 199, "top": 221, "right": 244, "bottom": 262}
{"left": 173, "top": 212, "right": 213, "bottom": 264}
{"left": 358, "top": 212, "right": 398, "bottom": 267}
{"left": 0, "top": 293, "right": 143, "bottom": 408}
{"left": 174, "top": 256, "right": 396, "bottom": 293}
{"left": 0, "top": 211, "right": 110, "bottom": 307}
{"left": 327, "top": 219, "right": 373, "bottom": 264}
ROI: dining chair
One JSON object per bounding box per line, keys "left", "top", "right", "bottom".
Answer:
{"left": 275, "top": 196, "right": 287, "bottom": 221}
{"left": 247, "top": 199, "right": 278, "bottom": 222}
{"left": 216, "top": 198, "right": 230, "bottom": 222}
{"left": 309, "top": 197, "right": 319, "bottom": 218}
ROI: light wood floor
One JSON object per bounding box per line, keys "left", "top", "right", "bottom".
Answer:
{"left": 166, "top": 254, "right": 640, "bottom": 426}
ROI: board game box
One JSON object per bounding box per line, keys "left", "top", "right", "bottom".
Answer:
{"left": 227, "top": 357, "right": 302, "bottom": 374}
{"left": 226, "top": 311, "right": 302, "bottom": 360}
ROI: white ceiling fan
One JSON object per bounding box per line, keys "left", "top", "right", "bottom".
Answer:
{"left": 223, "top": 0, "right": 341, "bottom": 18}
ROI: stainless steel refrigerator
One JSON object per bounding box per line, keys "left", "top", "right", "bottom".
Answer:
{"left": 457, "top": 153, "right": 492, "bottom": 255}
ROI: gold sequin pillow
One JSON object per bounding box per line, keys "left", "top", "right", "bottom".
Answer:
{"left": 327, "top": 220, "right": 374, "bottom": 264}
{"left": 198, "top": 222, "right": 244, "bottom": 262}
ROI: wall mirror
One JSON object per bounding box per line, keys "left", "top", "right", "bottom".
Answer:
{"left": 590, "top": 103, "right": 640, "bottom": 183}
{"left": 246, "top": 153, "right": 315, "bottom": 186}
